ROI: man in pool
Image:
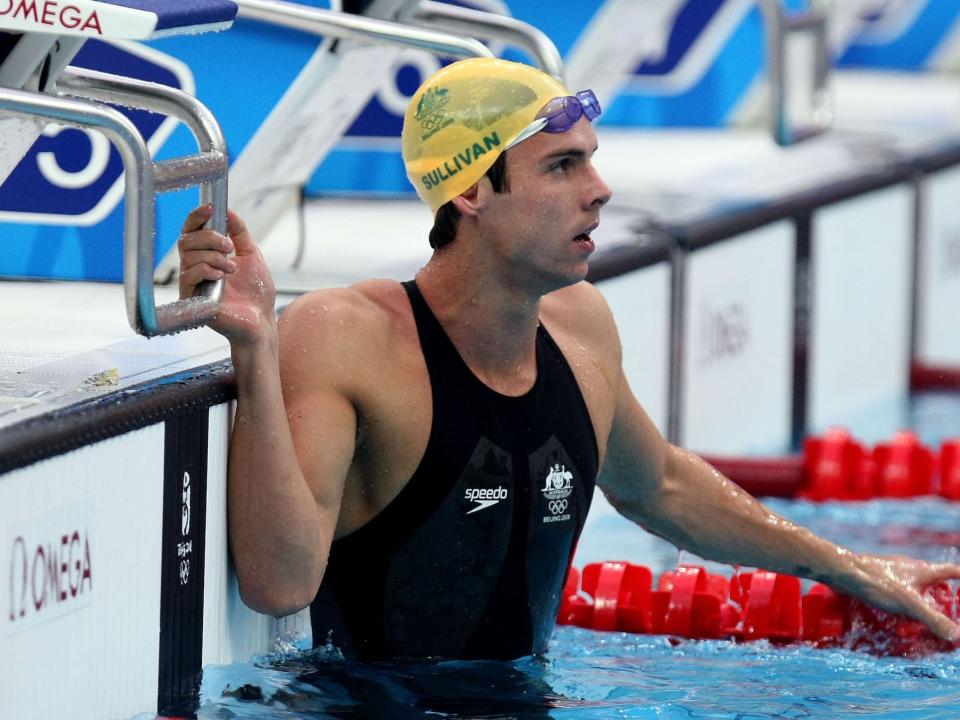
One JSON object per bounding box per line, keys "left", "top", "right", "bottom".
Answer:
{"left": 177, "top": 58, "right": 960, "bottom": 660}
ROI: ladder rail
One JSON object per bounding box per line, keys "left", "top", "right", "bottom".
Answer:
{"left": 235, "top": 0, "right": 493, "bottom": 59}
{"left": 398, "top": 0, "right": 564, "bottom": 81}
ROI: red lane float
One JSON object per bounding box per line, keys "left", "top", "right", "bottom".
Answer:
{"left": 700, "top": 429, "right": 960, "bottom": 501}
{"left": 559, "top": 562, "right": 959, "bottom": 657}
{"left": 941, "top": 440, "right": 960, "bottom": 500}
{"left": 874, "top": 431, "right": 936, "bottom": 497}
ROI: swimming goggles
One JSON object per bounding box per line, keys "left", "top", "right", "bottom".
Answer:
{"left": 506, "top": 89, "right": 602, "bottom": 148}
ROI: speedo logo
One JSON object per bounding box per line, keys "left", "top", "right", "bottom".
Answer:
{"left": 464, "top": 486, "right": 508, "bottom": 515}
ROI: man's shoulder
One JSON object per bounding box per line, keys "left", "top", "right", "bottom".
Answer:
{"left": 277, "top": 279, "right": 417, "bottom": 376}
{"left": 542, "top": 282, "right": 617, "bottom": 342}
{"left": 541, "top": 281, "right": 622, "bottom": 373}
{"left": 280, "top": 279, "right": 411, "bottom": 336}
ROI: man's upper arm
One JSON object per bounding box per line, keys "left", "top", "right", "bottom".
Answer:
{"left": 596, "top": 365, "right": 670, "bottom": 517}
{"left": 550, "top": 281, "right": 671, "bottom": 517}
{"left": 277, "top": 294, "right": 361, "bottom": 515}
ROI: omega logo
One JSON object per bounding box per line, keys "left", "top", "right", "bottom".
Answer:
{"left": 0, "top": 1, "right": 103, "bottom": 34}
{"left": 698, "top": 301, "right": 750, "bottom": 367}
{"left": 7, "top": 529, "right": 93, "bottom": 627}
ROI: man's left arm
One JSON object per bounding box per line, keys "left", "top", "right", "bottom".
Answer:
{"left": 597, "top": 371, "right": 960, "bottom": 641}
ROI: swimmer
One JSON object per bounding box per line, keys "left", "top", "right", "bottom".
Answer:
{"left": 177, "top": 58, "right": 960, "bottom": 660}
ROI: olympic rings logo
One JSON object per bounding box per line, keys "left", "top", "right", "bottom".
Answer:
{"left": 419, "top": 108, "right": 446, "bottom": 131}
{"left": 548, "top": 499, "right": 568, "bottom": 515}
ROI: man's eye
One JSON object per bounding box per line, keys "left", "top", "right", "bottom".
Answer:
{"left": 551, "top": 158, "right": 572, "bottom": 172}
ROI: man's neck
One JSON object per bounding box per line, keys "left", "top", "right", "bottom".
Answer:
{"left": 414, "top": 251, "right": 544, "bottom": 396}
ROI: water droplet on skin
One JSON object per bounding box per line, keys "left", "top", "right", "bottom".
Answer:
{"left": 308, "top": 309, "right": 316, "bottom": 316}
{"left": 321, "top": 305, "right": 330, "bottom": 312}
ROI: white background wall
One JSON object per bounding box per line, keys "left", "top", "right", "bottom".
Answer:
{"left": 682, "top": 221, "right": 795, "bottom": 455}
{"left": 809, "top": 185, "right": 913, "bottom": 433}
{"left": 918, "top": 166, "right": 960, "bottom": 365}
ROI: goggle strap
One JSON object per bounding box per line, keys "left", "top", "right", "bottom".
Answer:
{"left": 505, "top": 117, "right": 548, "bottom": 149}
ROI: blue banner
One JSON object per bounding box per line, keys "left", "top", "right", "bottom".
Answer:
{"left": 838, "top": 1, "right": 960, "bottom": 71}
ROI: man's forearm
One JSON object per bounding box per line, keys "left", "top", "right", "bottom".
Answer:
{"left": 620, "top": 446, "right": 867, "bottom": 593}
{"left": 605, "top": 442, "right": 960, "bottom": 640}
{"left": 227, "top": 330, "right": 328, "bottom": 617}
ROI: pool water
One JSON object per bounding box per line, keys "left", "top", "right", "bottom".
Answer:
{"left": 196, "top": 631, "right": 960, "bottom": 719}
{"left": 189, "top": 392, "right": 960, "bottom": 719}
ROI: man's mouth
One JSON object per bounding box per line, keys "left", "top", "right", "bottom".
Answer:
{"left": 573, "top": 223, "right": 599, "bottom": 244}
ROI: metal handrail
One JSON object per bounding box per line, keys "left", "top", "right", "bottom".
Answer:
{"left": 758, "top": 0, "right": 832, "bottom": 146}
{"left": 235, "top": 0, "right": 493, "bottom": 59}
{"left": 0, "top": 86, "right": 158, "bottom": 334}
{"left": 56, "top": 68, "right": 229, "bottom": 337}
{"left": 396, "top": 0, "right": 564, "bottom": 81}
{"left": 0, "top": 68, "right": 230, "bottom": 337}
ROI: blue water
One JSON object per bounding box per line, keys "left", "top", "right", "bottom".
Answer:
{"left": 198, "top": 630, "right": 960, "bottom": 718}
{"left": 193, "top": 392, "right": 960, "bottom": 719}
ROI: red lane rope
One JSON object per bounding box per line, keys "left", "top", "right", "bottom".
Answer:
{"left": 911, "top": 362, "right": 960, "bottom": 392}
{"left": 698, "top": 454, "right": 804, "bottom": 497}
{"left": 697, "top": 430, "right": 960, "bottom": 501}
{"left": 559, "top": 562, "right": 959, "bottom": 657}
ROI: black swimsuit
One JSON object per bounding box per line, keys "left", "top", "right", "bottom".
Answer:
{"left": 310, "top": 280, "right": 598, "bottom": 660}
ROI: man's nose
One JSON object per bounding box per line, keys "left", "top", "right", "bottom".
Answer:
{"left": 587, "top": 163, "right": 612, "bottom": 209}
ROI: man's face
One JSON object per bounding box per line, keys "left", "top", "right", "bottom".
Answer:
{"left": 476, "top": 117, "right": 612, "bottom": 294}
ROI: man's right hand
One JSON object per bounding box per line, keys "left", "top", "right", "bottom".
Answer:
{"left": 178, "top": 205, "right": 277, "bottom": 346}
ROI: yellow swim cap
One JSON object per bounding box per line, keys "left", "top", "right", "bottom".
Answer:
{"left": 402, "top": 58, "right": 570, "bottom": 215}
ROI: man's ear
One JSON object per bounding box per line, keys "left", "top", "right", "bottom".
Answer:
{"left": 450, "top": 181, "right": 484, "bottom": 217}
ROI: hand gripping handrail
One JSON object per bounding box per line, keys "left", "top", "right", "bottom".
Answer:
{"left": 235, "top": 0, "right": 493, "bottom": 59}
{"left": 395, "top": 0, "right": 565, "bottom": 82}
{"left": 757, "top": 0, "right": 833, "bottom": 146}
{"left": 0, "top": 68, "right": 228, "bottom": 337}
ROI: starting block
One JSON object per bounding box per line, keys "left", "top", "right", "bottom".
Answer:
{"left": 0, "top": 0, "right": 237, "bottom": 336}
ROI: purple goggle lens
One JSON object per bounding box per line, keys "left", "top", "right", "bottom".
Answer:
{"left": 537, "top": 90, "right": 602, "bottom": 133}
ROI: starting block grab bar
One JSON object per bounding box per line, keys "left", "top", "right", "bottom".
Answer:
{"left": 235, "top": 0, "right": 493, "bottom": 60}
{"left": 0, "top": 69, "right": 228, "bottom": 336}
{"left": 396, "top": 0, "right": 564, "bottom": 80}
{"left": 0, "top": 0, "right": 239, "bottom": 336}
{"left": 758, "top": 0, "right": 833, "bottom": 146}
{"left": 61, "top": 68, "right": 229, "bottom": 336}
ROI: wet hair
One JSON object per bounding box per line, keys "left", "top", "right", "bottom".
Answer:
{"left": 428, "top": 151, "right": 510, "bottom": 249}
